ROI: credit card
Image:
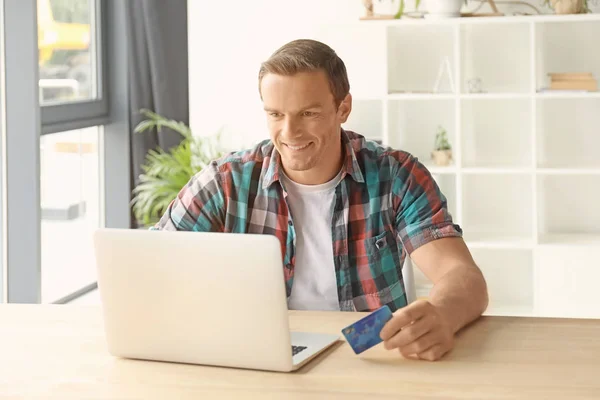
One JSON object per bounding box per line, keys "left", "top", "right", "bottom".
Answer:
{"left": 341, "top": 305, "right": 393, "bottom": 354}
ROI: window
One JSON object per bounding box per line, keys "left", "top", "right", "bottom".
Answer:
{"left": 40, "top": 127, "right": 102, "bottom": 303}
{"left": 38, "top": 0, "right": 108, "bottom": 133}
{"left": 36, "top": 0, "right": 109, "bottom": 303}
{"left": 2, "top": 0, "right": 128, "bottom": 304}
{"left": 38, "top": 0, "right": 98, "bottom": 105}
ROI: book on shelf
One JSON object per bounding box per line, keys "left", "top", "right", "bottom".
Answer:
{"left": 548, "top": 72, "right": 594, "bottom": 81}
{"left": 547, "top": 72, "right": 597, "bottom": 92}
{"left": 550, "top": 80, "right": 597, "bottom": 91}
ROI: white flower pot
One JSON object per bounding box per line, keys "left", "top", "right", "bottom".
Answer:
{"left": 425, "top": 0, "right": 463, "bottom": 19}
{"left": 551, "top": 0, "right": 584, "bottom": 14}
{"left": 373, "top": 0, "right": 401, "bottom": 16}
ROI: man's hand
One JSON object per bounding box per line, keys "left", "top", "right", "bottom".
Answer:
{"left": 379, "top": 299, "right": 455, "bottom": 361}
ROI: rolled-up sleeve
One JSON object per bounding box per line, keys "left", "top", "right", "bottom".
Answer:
{"left": 392, "top": 154, "right": 463, "bottom": 254}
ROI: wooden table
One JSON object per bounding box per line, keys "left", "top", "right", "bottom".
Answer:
{"left": 1, "top": 305, "right": 600, "bottom": 399}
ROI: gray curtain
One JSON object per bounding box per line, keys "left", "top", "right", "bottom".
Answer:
{"left": 125, "top": 0, "right": 189, "bottom": 227}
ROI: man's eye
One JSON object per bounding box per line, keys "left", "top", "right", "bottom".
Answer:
{"left": 303, "top": 111, "right": 316, "bottom": 117}
{"left": 269, "top": 112, "right": 281, "bottom": 118}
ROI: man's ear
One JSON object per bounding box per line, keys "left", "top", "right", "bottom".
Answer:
{"left": 338, "top": 93, "right": 352, "bottom": 123}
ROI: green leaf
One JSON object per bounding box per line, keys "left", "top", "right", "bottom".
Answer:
{"left": 434, "top": 125, "right": 451, "bottom": 151}
{"left": 395, "top": 0, "right": 405, "bottom": 18}
{"left": 134, "top": 109, "right": 193, "bottom": 140}
{"left": 131, "top": 109, "right": 223, "bottom": 225}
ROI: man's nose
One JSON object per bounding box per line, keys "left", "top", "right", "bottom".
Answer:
{"left": 281, "top": 117, "right": 302, "bottom": 138}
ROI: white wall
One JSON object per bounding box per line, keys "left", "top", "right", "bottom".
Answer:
{"left": 187, "top": 1, "right": 368, "bottom": 150}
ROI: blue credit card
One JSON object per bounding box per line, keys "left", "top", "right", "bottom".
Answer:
{"left": 341, "top": 305, "right": 393, "bottom": 354}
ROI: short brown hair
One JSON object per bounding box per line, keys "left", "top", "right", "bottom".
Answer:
{"left": 258, "top": 39, "right": 350, "bottom": 107}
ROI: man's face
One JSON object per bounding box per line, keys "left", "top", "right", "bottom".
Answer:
{"left": 260, "top": 70, "right": 351, "bottom": 181}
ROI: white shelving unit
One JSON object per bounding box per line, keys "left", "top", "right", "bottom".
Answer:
{"left": 329, "top": 14, "right": 600, "bottom": 319}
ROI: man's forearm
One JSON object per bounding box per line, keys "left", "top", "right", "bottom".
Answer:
{"left": 427, "top": 265, "right": 489, "bottom": 334}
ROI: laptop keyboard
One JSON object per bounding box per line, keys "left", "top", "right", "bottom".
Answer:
{"left": 292, "top": 345, "right": 307, "bottom": 356}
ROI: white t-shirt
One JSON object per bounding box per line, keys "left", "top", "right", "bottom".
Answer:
{"left": 282, "top": 169, "right": 343, "bottom": 311}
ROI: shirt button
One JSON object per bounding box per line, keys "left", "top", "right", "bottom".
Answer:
{"left": 288, "top": 220, "right": 293, "bottom": 226}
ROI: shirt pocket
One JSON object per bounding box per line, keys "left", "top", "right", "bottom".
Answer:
{"left": 348, "top": 230, "right": 407, "bottom": 312}
{"left": 349, "top": 230, "right": 404, "bottom": 296}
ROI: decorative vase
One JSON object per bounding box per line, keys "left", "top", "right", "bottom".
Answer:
{"left": 372, "top": 0, "right": 401, "bottom": 16}
{"left": 425, "top": 0, "right": 463, "bottom": 19}
{"left": 552, "top": 0, "right": 584, "bottom": 14}
{"left": 431, "top": 150, "right": 453, "bottom": 166}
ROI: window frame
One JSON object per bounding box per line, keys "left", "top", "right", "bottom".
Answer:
{"left": 1, "top": 0, "right": 131, "bottom": 304}
{"left": 40, "top": 0, "right": 110, "bottom": 135}
{"left": 0, "top": 0, "right": 5, "bottom": 303}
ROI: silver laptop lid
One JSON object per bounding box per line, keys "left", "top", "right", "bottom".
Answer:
{"left": 93, "top": 228, "right": 294, "bottom": 371}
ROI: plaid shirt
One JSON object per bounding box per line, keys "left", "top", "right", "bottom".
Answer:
{"left": 152, "top": 130, "right": 462, "bottom": 312}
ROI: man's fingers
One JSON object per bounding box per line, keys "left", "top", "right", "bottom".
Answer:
{"left": 379, "top": 301, "right": 454, "bottom": 361}
{"left": 383, "top": 315, "right": 432, "bottom": 350}
{"left": 418, "top": 344, "right": 448, "bottom": 362}
{"left": 380, "top": 300, "right": 429, "bottom": 341}
{"left": 402, "top": 352, "right": 420, "bottom": 361}
{"left": 398, "top": 331, "right": 439, "bottom": 358}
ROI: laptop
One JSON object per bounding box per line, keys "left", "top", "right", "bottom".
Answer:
{"left": 93, "top": 228, "right": 340, "bottom": 372}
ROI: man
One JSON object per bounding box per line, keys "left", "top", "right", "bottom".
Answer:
{"left": 153, "top": 39, "right": 488, "bottom": 361}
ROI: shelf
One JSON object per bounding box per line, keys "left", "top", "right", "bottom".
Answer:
{"left": 386, "top": 93, "right": 455, "bottom": 100}
{"left": 423, "top": 165, "right": 457, "bottom": 175}
{"left": 539, "top": 233, "right": 600, "bottom": 246}
{"left": 470, "top": 248, "right": 534, "bottom": 313}
{"left": 483, "top": 305, "right": 535, "bottom": 318}
{"left": 537, "top": 168, "right": 600, "bottom": 175}
{"left": 466, "top": 234, "right": 534, "bottom": 249}
{"left": 387, "top": 24, "right": 456, "bottom": 94}
{"left": 430, "top": 173, "right": 457, "bottom": 220}
{"left": 387, "top": 99, "right": 455, "bottom": 166}
{"left": 536, "top": 20, "right": 600, "bottom": 93}
{"left": 342, "top": 99, "right": 382, "bottom": 142}
{"left": 461, "top": 98, "right": 532, "bottom": 168}
{"left": 536, "top": 91, "right": 600, "bottom": 99}
{"left": 460, "top": 93, "right": 530, "bottom": 99}
{"left": 351, "top": 95, "right": 386, "bottom": 102}
{"left": 537, "top": 175, "right": 600, "bottom": 237}
{"left": 536, "top": 97, "right": 600, "bottom": 169}
{"left": 530, "top": 14, "right": 600, "bottom": 24}
{"left": 383, "top": 92, "right": 593, "bottom": 100}
{"left": 462, "top": 174, "right": 533, "bottom": 241}
{"left": 365, "top": 14, "right": 600, "bottom": 320}
{"left": 361, "top": 14, "right": 600, "bottom": 26}
{"left": 460, "top": 22, "right": 531, "bottom": 94}
{"left": 461, "top": 168, "right": 531, "bottom": 174}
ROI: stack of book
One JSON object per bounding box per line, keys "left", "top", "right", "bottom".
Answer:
{"left": 548, "top": 72, "right": 597, "bottom": 91}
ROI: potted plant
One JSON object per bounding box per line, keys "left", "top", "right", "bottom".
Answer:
{"left": 543, "top": 0, "right": 590, "bottom": 14}
{"left": 431, "top": 126, "right": 453, "bottom": 166}
{"left": 394, "top": 0, "right": 420, "bottom": 18}
{"left": 365, "top": 0, "right": 420, "bottom": 19}
{"left": 131, "top": 109, "right": 223, "bottom": 227}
